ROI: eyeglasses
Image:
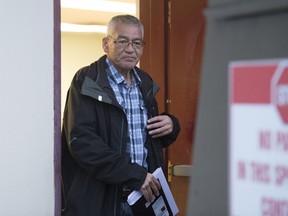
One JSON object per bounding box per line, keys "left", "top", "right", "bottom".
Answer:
{"left": 107, "top": 35, "right": 145, "bottom": 50}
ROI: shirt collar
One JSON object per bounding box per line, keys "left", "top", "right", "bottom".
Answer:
{"left": 105, "top": 58, "right": 142, "bottom": 86}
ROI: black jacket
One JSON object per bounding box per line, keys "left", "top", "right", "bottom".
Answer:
{"left": 61, "top": 55, "right": 180, "bottom": 216}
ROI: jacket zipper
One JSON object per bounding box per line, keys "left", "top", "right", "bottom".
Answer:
{"left": 113, "top": 113, "right": 125, "bottom": 216}
{"left": 61, "top": 177, "right": 67, "bottom": 212}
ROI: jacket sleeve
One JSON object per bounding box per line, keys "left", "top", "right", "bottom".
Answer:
{"left": 62, "top": 69, "right": 147, "bottom": 190}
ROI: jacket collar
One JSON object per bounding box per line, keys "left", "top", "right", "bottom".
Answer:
{"left": 81, "top": 55, "right": 159, "bottom": 107}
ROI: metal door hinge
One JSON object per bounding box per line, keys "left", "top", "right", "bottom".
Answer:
{"left": 168, "top": 160, "right": 192, "bottom": 182}
{"left": 168, "top": 160, "right": 173, "bottom": 182}
{"left": 168, "top": 0, "right": 171, "bottom": 29}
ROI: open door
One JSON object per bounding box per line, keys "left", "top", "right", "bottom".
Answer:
{"left": 168, "top": 1, "right": 206, "bottom": 215}
{"left": 140, "top": 0, "right": 207, "bottom": 215}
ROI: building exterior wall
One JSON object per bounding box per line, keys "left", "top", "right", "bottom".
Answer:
{"left": 188, "top": 0, "right": 288, "bottom": 215}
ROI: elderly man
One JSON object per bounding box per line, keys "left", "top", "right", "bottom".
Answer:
{"left": 61, "top": 14, "right": 180, "bottom": 216}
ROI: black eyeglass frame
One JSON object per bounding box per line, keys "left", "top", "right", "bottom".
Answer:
{"left": 107, "top": 35, "right": 145, "bottom": 49}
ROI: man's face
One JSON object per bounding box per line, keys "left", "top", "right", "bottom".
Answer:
{"left": 103, "top": 23, "right": 144, "bottom": 74}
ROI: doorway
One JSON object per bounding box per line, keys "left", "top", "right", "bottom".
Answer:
{"left": 58, "top": 1, "right": 207, "bottom": 215}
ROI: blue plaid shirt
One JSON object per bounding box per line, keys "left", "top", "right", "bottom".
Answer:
{"left": 106, "top": 58, "right": 148, "bottom": 169}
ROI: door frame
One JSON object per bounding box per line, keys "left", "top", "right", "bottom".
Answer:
{"left": 54, "top": 0, "right": 61, "bottom": 215}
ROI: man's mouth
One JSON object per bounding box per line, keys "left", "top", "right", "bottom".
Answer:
{"left": 122, "top": 56, "right": 136, "bottom": 61}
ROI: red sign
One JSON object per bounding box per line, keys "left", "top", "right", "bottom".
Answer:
{"left": 231, "top": 60, "right": 288, "bottom": 124}
{"left": 271, "top": 62, "right": 288, "bottom": 123}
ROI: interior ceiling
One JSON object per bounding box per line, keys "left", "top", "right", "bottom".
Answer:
{"left": 61, "top": 0, "right": 137, "bottom": 26}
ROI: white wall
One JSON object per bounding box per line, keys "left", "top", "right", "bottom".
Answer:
{"left": 0, "top": 1, "right": 55, "bottom": 215}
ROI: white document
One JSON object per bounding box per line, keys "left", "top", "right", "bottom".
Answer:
{"left": 127, "top": 167, "right": 179, "bottom": 216}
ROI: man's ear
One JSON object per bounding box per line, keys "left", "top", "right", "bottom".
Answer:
{"left": 102, "top": 37, "right": 109, "bottom": 53}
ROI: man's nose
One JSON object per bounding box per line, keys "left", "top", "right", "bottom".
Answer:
{"left": 125, "top": 42, "right": 135, "bottom": 51}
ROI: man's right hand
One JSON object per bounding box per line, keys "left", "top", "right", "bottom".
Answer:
{"left": 140, "top": 173, "right": 161, "bottom": 202}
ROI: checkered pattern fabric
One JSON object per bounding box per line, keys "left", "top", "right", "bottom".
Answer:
{"left": 106, "top": 58, "right": 148, "bottom": 169}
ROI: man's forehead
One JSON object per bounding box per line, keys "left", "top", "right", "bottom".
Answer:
{"left": 112, "top": 26, "right": 143, "bottom": 38}
{"left": 114, "top": 23, "right": 140, "bottom": 31}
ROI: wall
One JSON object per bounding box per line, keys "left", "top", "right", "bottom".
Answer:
{"left": 188, "top": 0, "right": 288, "bottom": 215}
{"left": 0, "top": 1, "right": 55, "bottom": 215}
{"left": 61, "top": 32, "right": 105, "bottom": 114}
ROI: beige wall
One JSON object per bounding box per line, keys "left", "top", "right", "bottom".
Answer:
{"left": 61, "top": 32, "right": 106, "bottom": 114}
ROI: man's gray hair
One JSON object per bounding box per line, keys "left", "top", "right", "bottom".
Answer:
{"left": 107, "top": 14, "right": 144, "bottom": 37}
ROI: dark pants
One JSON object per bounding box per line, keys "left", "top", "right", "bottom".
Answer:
{"left": 120, "top": 202, "right": 134, "bottom": 216}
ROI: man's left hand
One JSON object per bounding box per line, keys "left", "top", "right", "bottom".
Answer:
{"left": 146, "top": 115, "right": 173, "bottom": 138}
